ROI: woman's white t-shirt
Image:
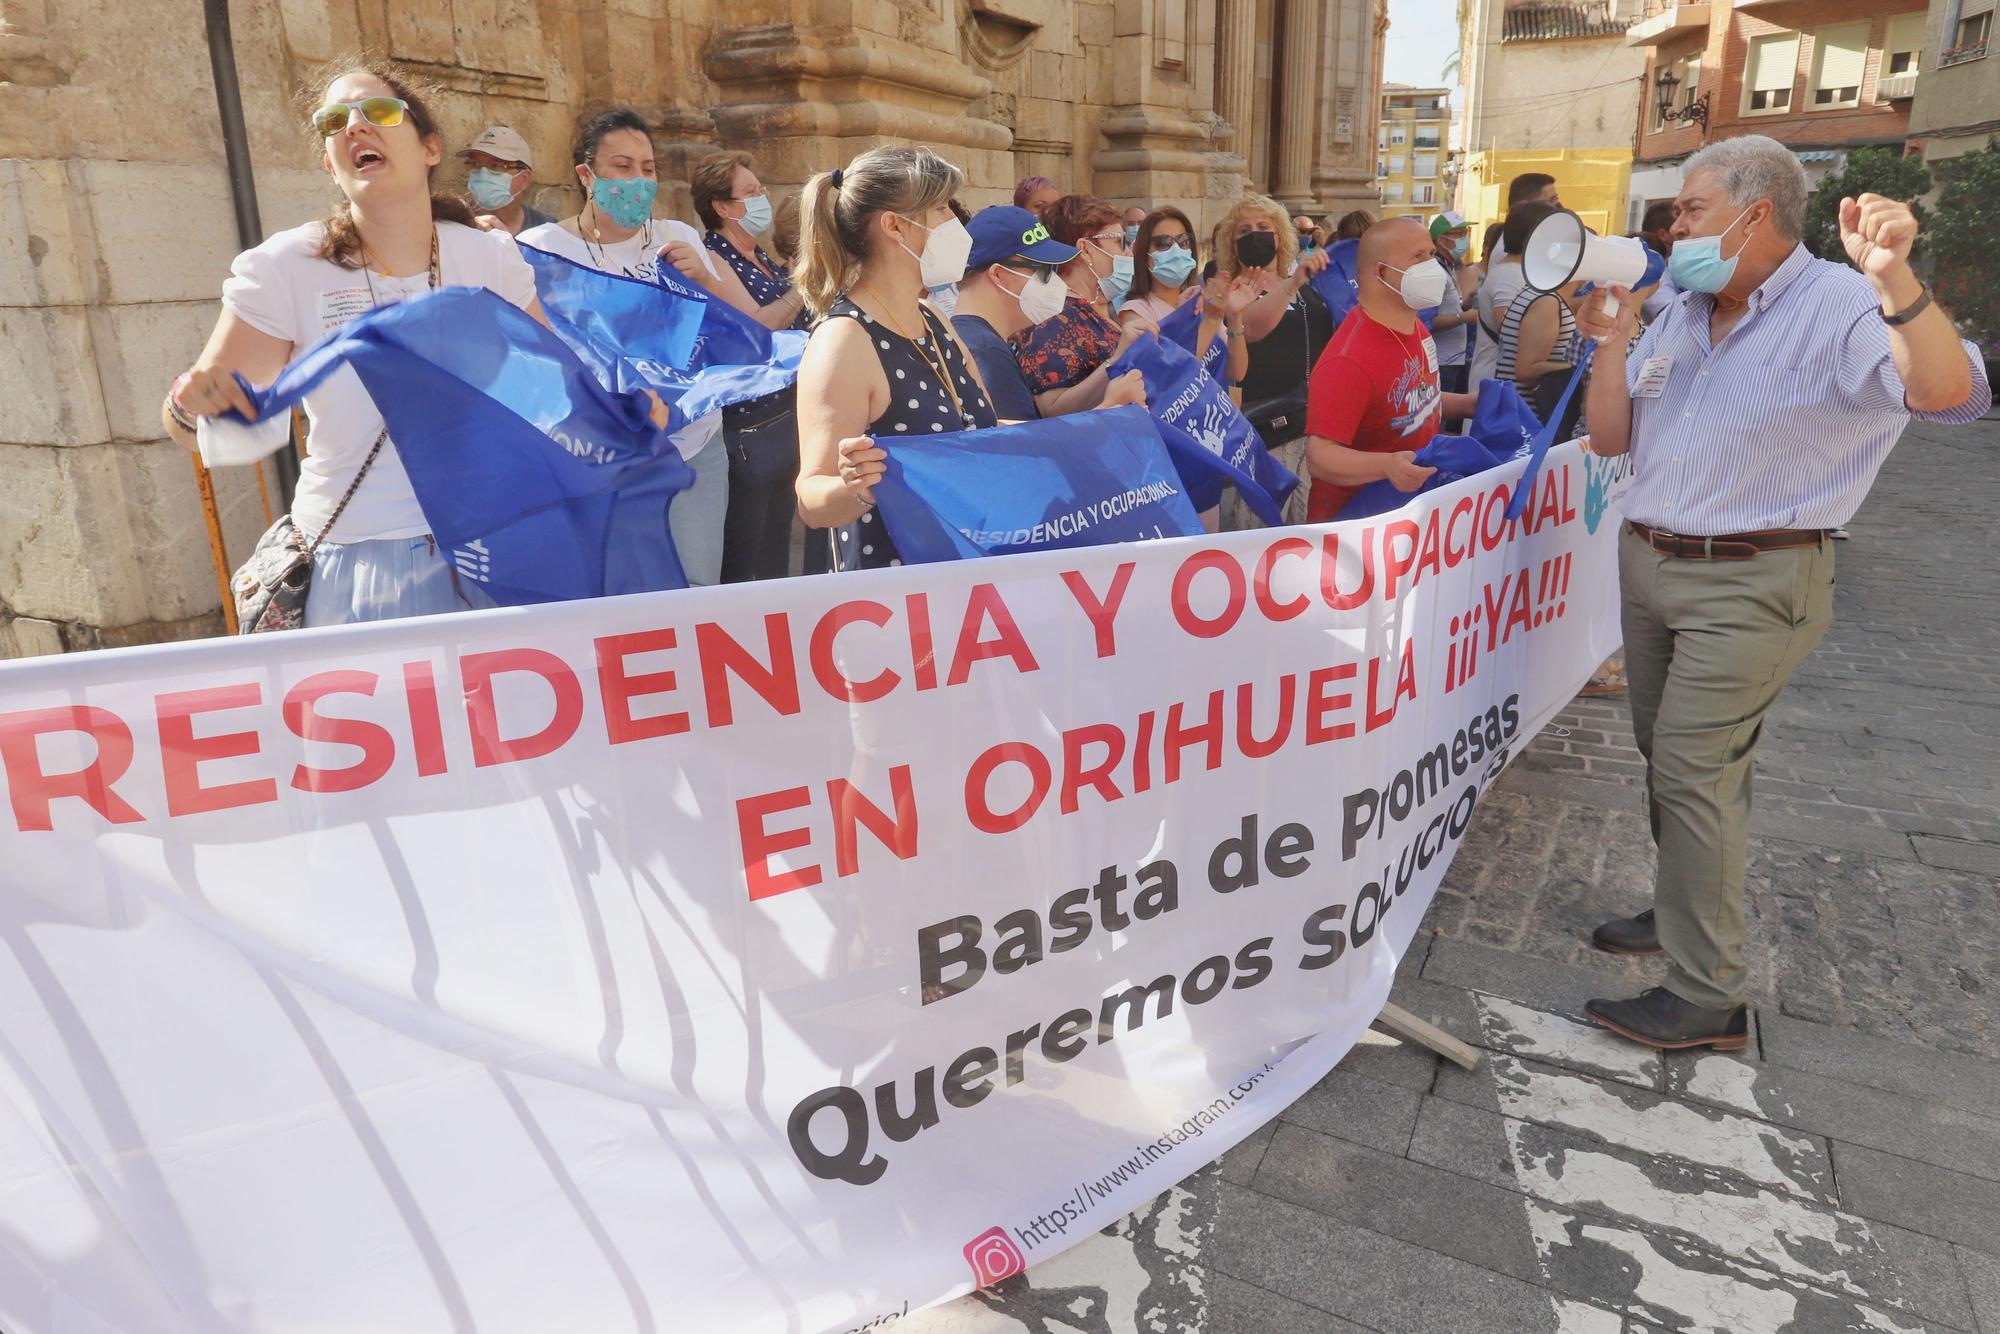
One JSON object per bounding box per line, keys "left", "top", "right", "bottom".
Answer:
{"left": 222, "top": 220, "right": 538, "bottom": 541}
{"left": 517, "top": 217, "right": 723, "bottom": 461}
{"left": 516, "top": 217, "right": 716, "bottom": 285}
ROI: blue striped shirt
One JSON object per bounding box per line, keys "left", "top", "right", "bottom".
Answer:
{"left": 1623, "top": 244, "right": 1991, "bottom": 534}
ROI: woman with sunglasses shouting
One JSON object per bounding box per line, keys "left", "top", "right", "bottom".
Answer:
{"left": 163, "top": 58, "right": 551, "bottom": 628}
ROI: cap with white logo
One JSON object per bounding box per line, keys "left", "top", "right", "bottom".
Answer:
{"left": 460, "top": 126, "right": 533, "bottom": 170}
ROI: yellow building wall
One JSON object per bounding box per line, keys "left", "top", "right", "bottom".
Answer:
{"left": 1460, "top": 148, "right": 1634, "bottom": 244}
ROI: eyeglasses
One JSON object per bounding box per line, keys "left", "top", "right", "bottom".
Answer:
{"left": 1149, "top": 235, "right": 1192, "bottom": 253}
{"left": 1084, "top": 231, "right": 1128, "bottom": 253}
{"left": 311, "top": 97, "right": 409, "bottom": 138}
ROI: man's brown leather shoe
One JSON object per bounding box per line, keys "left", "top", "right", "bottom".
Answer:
{"left": 1592, "top": 908, "right": 1661, "bottom": 955}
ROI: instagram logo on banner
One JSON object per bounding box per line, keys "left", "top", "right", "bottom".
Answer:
{"left": 963, "top": 1227, "right": 1026, "bottom": 1287}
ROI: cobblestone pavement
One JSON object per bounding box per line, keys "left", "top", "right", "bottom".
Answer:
{"left": 905, "top": 420, "right": 2000, "bottom": 1334}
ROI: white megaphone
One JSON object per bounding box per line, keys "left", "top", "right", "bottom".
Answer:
{"left": 1520, "top": 208, "right": 1666, "bottom": 337}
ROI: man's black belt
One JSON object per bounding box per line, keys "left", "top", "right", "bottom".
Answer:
{"left": 1627, "top": 521, "right": 1828, "bottom": 560}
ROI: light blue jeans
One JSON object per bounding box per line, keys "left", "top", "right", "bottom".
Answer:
{"left": 670, "top": 438, "right": 729, "bottom": 587}
{"left": 305, "top": 535, "right": 490, "bottom": 628}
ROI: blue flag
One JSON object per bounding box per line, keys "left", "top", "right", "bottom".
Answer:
{"left": 1155, "top": 296, "right": 1228, "bottom": 384}
{"left": 1334, "top": 432, "right": 1515, "bottom": 521}
{"left": 1108, "top": 334, "right": 1299, "bottom": 526}
{"left": 1468, "top": 378, "right": 1543, "bottom": 460}
{"left": 872, "top": 407, "right": 1203, "bottom": 562}
{"left": 1309, "top": 238, "right": 1362, "bottom": 326}
{"left": 1504, "top": 340, "right": 1595, "bottom": 521}
{"left": 213, "top": 287, "right": 692, "bottom": 604}
{"left": 520, "top": 244, "right": 806, "bottom": 426}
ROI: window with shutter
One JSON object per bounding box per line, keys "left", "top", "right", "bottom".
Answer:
{"left": 1810, "top": 22, "right": 1868, "bottom": 108}
{"left": 1884, "top": 12, "right": 1925, "bottom": 74}
{"left": 1744, "top": 32, "right": 1801, "bottom": 113}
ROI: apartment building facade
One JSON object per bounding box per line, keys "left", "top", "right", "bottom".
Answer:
{"left": 1904, "top": 0, "right": 1999, "bottom": 165}
{"left": 1627, "top": 0, "right": 1923, "bottom": 224}
{"left": 1377, "top": 84, "right": 1453, "bottom": 218}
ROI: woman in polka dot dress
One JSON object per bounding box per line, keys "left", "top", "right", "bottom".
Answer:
{"left": 791, "top": 146, "right": 999, "bottom": 572}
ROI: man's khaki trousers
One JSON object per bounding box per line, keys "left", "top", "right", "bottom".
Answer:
{"left": 1617, "top": 524, "right": 1837, "bottom": 1009}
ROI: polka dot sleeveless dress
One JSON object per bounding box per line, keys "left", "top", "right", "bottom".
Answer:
{"left": 825, "top": 296, "right": 998, "bottom": 572}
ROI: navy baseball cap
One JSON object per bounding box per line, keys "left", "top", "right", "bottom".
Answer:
{"left": 966, "top": 206, "right": 1077, "bottom": 270}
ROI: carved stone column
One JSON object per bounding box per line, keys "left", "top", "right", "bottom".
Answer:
{"left": 1273, "top": 0, "right": 1322, "bottom": 210}
{"left": 1214, "top": 0, "right": 1257, "bottom": 156}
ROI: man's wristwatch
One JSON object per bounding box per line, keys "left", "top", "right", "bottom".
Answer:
{"left": 1881, "top": 282, "right": 1933, "bottom": 326}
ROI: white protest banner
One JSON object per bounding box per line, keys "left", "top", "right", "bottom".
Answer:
{"left": 0, "top": 445, "right": 1630, "bottom": 1334}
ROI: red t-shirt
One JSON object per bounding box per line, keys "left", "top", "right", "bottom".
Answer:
{"left": 1303, "top": 307, "right": 1442, "bottom": 521}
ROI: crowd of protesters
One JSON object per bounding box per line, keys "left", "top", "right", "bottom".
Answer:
{"left": 156, "top": 56, "right": 1996, "bottom": 1064}
{"left": 162, "top": 56, "right": 1661, "bottom": 627}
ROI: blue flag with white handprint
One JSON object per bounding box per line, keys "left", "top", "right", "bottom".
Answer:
{"left": 872, "top": 407, "right": 1203, "bottom": 562}
{"left": 203, "top": 287, "right": 691, "bottom": 604}
{"left": 1108, "top": 335, "right": 1298, "bottom": 525}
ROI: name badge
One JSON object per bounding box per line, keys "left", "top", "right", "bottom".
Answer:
{"left": 317, "top": 286, "right": 373, "bottom": 333}
{"left": 1634, "top": 355, "right": 1673, "bottom": 399}
{"left": 1421, "top": 336, "right": 1438, "bottom": 373}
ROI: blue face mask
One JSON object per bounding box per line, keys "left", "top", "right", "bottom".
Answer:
{"left": 467, "top": 167, "right": 519, "bottom": 211}
{"left": 1098, "top": 253, "right": 1135, "bottom": 306}
{"left": 1123, "top": 224, "right": 1140, "bottom": 248}
{"left": 739, "top": 195, "right": 774, "bottom": 236}
{"left": 1151, "top": 243, "right": 1197, "bottom": 289}
{"left": 1666, "top": 205, "right": 1752, "bottom": 293}
{"left": 590, "top": 173, "right": 658, "bottom": 230}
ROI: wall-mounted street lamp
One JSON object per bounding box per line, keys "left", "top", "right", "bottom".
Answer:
{"left": 1654, "top": 64, "right": 1711, "bottom": 131}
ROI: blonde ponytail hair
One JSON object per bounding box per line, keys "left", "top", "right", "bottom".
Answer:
{"left": 792, "top": 145, "right": 964, "bottom": 318}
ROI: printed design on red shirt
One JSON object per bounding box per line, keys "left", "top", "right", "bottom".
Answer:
{"left": 1387, "top": 357, "right": 1441, "bottom": 437}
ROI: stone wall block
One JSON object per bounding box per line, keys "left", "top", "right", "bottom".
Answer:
{"left": 89, "top": 301, "right": 219, "bottom": 446}
{"left": 117, "top": 438, "right": 269, "bottom": 623}
{"left": 0, "top": 441, "right": 145, "bottom": 625}
{"left": 76, "top": 161, "right": 246, "bottom": 306}
{"left": 0, "top": 158, "right": 89, "bottom": 308}
{"left": 0, "top": 305, "right": 110, "bottom": 448}
{"left": 1078, "top": 0, "right": 1114, "bottom": 47}
{"left": 1113, "top": 0, "right": 1145, "bottom": 38}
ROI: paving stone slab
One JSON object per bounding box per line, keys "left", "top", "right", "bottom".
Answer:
{"left": 1757, "top": 1011, "right": 2000, "bottom": 1123}
{"left": 1217, "top": 1118, "right": 1276, "bottom": 1186}
{"left": 1205, "top": 1269, "right": 1382, "bottom": 1334}
{"left": 1526, "top": 1199, "right": 1929, "bottom": 1334}
{"left": 1667, "top": 1049, "right": 2000, "bottom": 1185}
{"left": 1832, "top": 1141, "right": 2000, "bottom": 1259}
{"left": 1955, "top": 1244, "right": 2000, "bottom": 1334}
{"left": 1276, "top": 1064, "right": 1427, "bottom": 1157}
{"left": 1432, "top": 1052, "right": 1834, "bottom": 1201}
{"left": 1407, "top": 1096, "right": 1972, "bottom": 1331}
{"left": 1252, "top": 1120, "right": 1544, "bottom": 1283}
{"left": 1209, "top": 1180, "right": 1582, "bottom": 1334}
{"left": 1421, "top": 937, "right": 1642, "bottom": 1021}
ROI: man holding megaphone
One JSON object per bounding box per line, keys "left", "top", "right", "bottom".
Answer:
{"left": 1565, "top": 135, "right": 1990, "bottom": 1052}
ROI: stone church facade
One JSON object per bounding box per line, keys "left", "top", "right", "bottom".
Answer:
{"left": 0, "top": 0, "right": 1385, "bottom": 653}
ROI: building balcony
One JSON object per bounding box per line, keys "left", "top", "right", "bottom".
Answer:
{"left": 1876, "top": 71, "right": 1919, "bottom": 98}
{"left": 1625, "top": 1, "right": 1710, "bottom": 46}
